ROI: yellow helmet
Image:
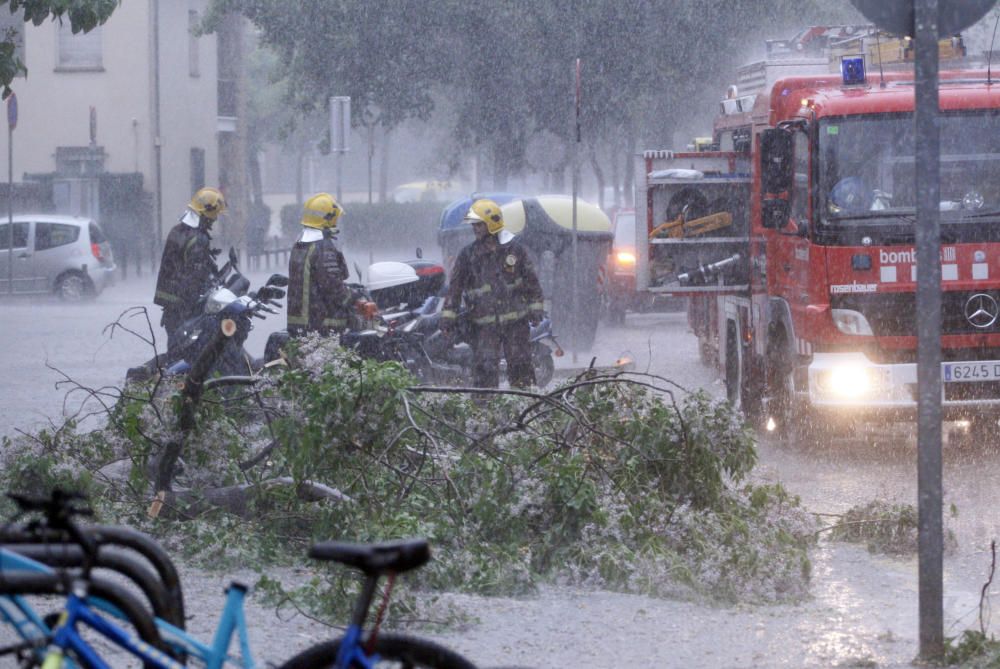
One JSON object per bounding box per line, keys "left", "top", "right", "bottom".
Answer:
{"left": 189, "top": 187, "right": 227, "bottom": 221}
{"left": 301, "top": 192, "right": 344, "bottom": 229}
{"left": 464, "top": 199, "right": 504, "bottom": 235}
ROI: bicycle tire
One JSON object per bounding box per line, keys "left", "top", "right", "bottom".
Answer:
{"left": 278, "top": 632, "right": 478, "bottom": 669}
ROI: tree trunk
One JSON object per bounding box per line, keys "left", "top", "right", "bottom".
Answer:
{"left": 494, "top": 149, "right": 509, "bottom": 190}
{"left": 588, "top": 146, "right": 606, "bottom": 210}
{"left": 552, "top": 160, "right": 567, "bottom": 192}
{"left": 610, "top": 145, "right": 621, "bottom": 208}
{"left": 295, "top": 149, "right": 304, "bottom": 210}
{"left": 624, "top": 127, "right": 636, "bottom": 207}
{"left": 158, "top": 478, "right": 351, "bottom": 520}
{"left": 248, "top": 150, "right": 263, "bottom": 207}
{"left": 379, "top": 126, "right": 391, "bottom": 203}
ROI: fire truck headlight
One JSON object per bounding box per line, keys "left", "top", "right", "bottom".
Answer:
{"left": 816, "top": 365, "right": 888, "bottom": 399}
{"left": 831, "top": 309, "right": 874, "bottom": 336}
{"left": 824, "top": 365, "right": 869, "bottom": 397}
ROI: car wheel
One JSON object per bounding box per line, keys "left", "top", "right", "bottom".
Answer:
{"left": 56, "top": 272, "right": 89, "bottom": 301}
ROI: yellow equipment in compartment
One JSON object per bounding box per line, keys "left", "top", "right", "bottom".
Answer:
{"left": 650, "top": 211, "right": 733, "bottom": 239}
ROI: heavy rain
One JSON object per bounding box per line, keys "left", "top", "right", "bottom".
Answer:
{"left": 4, "top": 1, "right": 1000, "bottom": 667}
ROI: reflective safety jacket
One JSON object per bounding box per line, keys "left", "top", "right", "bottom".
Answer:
{"left": 286, "top": 238, "right": 353, "bottom": 335}
{"left": 442, "top": 238, "right": 544, "bottom": 327}
{"left": 154, "top": 222, "right": 216, "bottom": 312}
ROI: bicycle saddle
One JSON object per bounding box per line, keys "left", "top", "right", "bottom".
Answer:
{"left": 308, "top": 538, "right": 430, "bottom": 575}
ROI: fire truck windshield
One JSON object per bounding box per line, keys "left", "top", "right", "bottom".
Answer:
{"left": 818, "top": 112, "right": 1000, "bottom": 228}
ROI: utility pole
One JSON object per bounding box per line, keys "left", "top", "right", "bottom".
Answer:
{"left": 570, "top": 58, "right": 581, "bottom": 362}
{"left": 330, "top": 96, "right": 350, "bottom": 203}
{"left": 6, "top": 92, "right": 16, "bottom": 295}
{"left": 913, "top": 1, "right": 943, "bottom": 657}
{"left": 849, "top": 1, "right": 996, "bottom": 661}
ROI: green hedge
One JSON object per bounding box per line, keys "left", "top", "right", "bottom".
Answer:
{"left": 280, "top": 201, "right": 444, "bottom": 253}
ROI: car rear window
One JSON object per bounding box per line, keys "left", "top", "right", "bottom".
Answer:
{"left": 88, "top": 222, "right": 107, "bottom": 244}
{"left": 0, "top": 222, "right": 28, "bottom": 248}
{"left": 35, "top": 222, "right": 80, "bottom": 251}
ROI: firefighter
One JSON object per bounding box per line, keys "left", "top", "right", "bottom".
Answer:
{"left": 441, "top": 199, "right": 544, "bottom": 388}
{"left": 286, "top": 192, "right": 353, "bottom": 337}
{"left": 154, "top": 187, "right": 227, "bottom": 349}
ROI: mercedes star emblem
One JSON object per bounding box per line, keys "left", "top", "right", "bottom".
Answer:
{"left": 965, "top": 293, "right": 999, "bottom": 329}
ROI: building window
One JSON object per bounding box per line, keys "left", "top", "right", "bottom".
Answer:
{"left": 0, "top": 11, "right": 25, "bottom": 68}
{"left": 188, "top": 10, "right": 200, "bottom": 77}
{"left": 56, "top": 22, "right": 102, "bottom": 71}
{"left": 191, "top": 148, "right": 206, "bottom": 194}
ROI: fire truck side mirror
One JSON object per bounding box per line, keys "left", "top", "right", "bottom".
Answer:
{"left": 760, "top": 128, "right": 794, "bottom": 195}
{"left": 761, "top": 198, "right": 791, "bottom": 230}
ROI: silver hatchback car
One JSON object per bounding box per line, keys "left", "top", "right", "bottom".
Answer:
{"left": 0, "top": 215, "right": 116, "bottom": 299}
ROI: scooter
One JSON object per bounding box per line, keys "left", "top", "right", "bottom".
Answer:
{"left": 260, "top": 261, "right": 426, "bottom": 365}
{"left": 269, "top": 259, "right": 563, "bottom": 388}
{"left": 392, "top": 295, "right": 562, "bottom": 388}
{"left": 126, "top": 249, "right": 288, "bottom": 383}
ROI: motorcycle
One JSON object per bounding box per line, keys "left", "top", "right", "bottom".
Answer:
{"left": 391, "top": 294, "right": 563, "bottom": 388}
{"left": 270, "top": 259, "right": 563, "bottom": 389}
{"left": 126, "top": 248, "right": 289, "bottom": 383}
{"left": 342, "top": 261, "right": 562, "bottom": 388}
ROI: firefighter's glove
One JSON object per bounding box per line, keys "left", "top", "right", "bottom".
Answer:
{"left": 529, "top": 310, "right": 544, "bottom": 326}
{"left": 209, "top": 247, "right": 222, "bottom": 260}
{"left": 355, "top": 299, "right": 379, "bottom": 319}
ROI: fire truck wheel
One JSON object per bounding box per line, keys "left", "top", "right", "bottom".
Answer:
{"left": 765, "top": 330, "right": 828, "bottom": 450}
{"left": 725, "top": 324, "right": 741, "bottom": 407}
{"left": 698, "top": 336, "right": 716, "bottom": 368}
{"left": 725, "top": 321, "right": 762, "bottom": 424}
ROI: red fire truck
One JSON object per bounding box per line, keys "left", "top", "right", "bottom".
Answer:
{"left": 636, "top": 26, "right": 1000, "bottom": 439}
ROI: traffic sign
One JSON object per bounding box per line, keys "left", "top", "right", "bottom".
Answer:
{"left": 329, "top": 96, "right": 350, "bottom": 154}
{"left": 7, "top": 92, "right": 16, "bottom": 130}
{"left": 850, "top": 0, "right": 996, "bottom": 38}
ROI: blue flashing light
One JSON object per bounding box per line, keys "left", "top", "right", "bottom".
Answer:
{"left": 841, "top": 56, "right": 866, "bottom": 86}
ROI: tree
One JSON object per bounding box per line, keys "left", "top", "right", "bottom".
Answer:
{"left": 0, "top": 0, "right": 120, "bottom": 98}
{"left": 206, "top": 0, "right": 453, "bottom": 142}
{"left": 208, "top": 0, "right": 861, "bottom": 196}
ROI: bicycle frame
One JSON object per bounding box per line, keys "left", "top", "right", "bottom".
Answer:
{"left": 2, "top": 496, "right": 446, "bottom": 669}
{"left": 1, "top": 548, "right": 59, "bottom": 663}
{"left": 1, "top": 547, "right": 258, "bottom": 668}
{"left": 335, "top": 624, "right": 377, "bottom": 669}
{"left": 156, "top": 583, "right": 255, "bottom": 669}
{"left": 46, "top": 589, "right": 183, "bottom": 669}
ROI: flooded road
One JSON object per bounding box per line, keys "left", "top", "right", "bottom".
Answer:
{"left": 3, "top": 278, "right": 1000, "bottom": 666}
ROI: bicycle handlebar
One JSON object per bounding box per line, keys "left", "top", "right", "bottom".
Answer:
{"left": 7, "top": 490, "right": 94, "bottom": 523}
{"left": 6, "top": 489, "right": 99, "bottom": 572}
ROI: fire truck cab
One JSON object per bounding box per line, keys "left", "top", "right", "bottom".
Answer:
{"left": 638, "top": 26, "right": 1000, "bottom": 439}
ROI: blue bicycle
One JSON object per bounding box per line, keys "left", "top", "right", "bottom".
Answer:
{"left": 1, "top": 491, "right": 478, "bottom": 669}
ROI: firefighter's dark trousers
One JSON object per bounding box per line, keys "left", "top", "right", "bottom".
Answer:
{"left": 161, "top": 307, "right": 188, "bottom": 351}
{"left": 471, "top": 318, "right": 535, "bottom": 389}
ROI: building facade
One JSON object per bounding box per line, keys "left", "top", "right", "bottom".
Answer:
{"left": 0, "top": 1, "right": 243, "bottom": 272}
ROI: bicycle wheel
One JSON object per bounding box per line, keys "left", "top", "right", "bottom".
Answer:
{"left": 279, "top": 632, "right": 477, "bottom": 669}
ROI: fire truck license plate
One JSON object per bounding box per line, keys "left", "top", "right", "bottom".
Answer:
{"left": 943, "top": 362, "right": 1000, "bottom": 382}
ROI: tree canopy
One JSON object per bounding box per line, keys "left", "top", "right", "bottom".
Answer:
{"left": 208, "top": 0, "right": 858, "bottom": 190}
